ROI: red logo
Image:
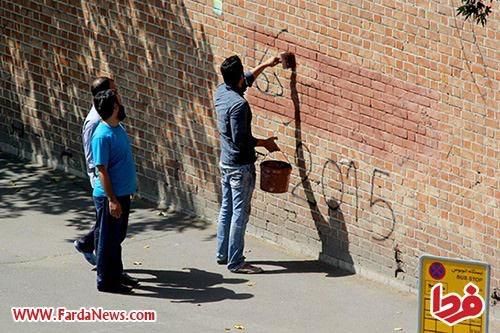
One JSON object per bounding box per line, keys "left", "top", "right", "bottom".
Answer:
{"left": 430, "top": 282, "right": 485, "bottom": 326}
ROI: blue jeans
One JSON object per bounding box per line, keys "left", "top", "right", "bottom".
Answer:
{"left": 76, "top": 172, "right": 99, "bottom": 253}
{"left": 76, "top": 173, "right": 99, "bottom": 253}
{"left": 93, "top": 195, "right": 130, "bottom": 289}
{"left": 216, "top": 164, "right": 256, "bottom": 270}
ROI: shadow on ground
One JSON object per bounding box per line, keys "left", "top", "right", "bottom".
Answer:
{"left": 125, "top": 268, "right": 253, "bottom": 303}
{"left": 0, "top": 153, "right": 91, "bottom": 220}
{"left": 247, "top": 260, "right": 353, "bottom": 277}
{"left": 0, "top": 153, "right": 210, "bottom": 241}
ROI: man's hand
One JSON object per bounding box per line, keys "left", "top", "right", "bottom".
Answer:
{"left": 263, "top": 136, "right": 280, "bottom": 153}
{"left": 264, "top": 56, "right": 281, "bottom": 68}
{"left": 109, "top": 197, "right": 122, "bottom": 219}
{"left": 251, "top": 55, "right": 282, "bottom": 80}
{"left": 97, "top": 166, "right": 122, "bottom": 219}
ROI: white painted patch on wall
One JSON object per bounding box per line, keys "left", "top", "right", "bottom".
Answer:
{"left": 213, "top": 0, "right": 222, "bottom": 15}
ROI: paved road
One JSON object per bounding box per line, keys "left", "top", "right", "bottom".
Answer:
{"left": 0, "top": 153, "right": 497, "bottom": 332}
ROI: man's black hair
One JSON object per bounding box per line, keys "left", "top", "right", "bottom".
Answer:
{"left": 93, "top": 89, "right": 116, "bottom": 121}
{"left": 91, "top": 77, "right": 113, "bottom": 97}
{"left": 220, "top": 55, "right": 244, "bottom": 87}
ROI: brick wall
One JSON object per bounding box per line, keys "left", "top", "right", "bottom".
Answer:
{"left": 1, "top": 0, "right": 498, "bottom": 290}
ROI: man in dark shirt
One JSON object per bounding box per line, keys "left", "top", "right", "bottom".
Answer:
{"left": 214, "top": 55, "right": 280, "bottom": 274}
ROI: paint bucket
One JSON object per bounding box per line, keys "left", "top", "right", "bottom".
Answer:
{"left": 260, "top": 152, "right": 292, "bottom": 193}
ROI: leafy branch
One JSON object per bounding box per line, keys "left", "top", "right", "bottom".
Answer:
{"left": 457, "top": 0, "right": 495, "bottom": 26}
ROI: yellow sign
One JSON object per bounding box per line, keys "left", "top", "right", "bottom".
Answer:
{"left": 418, "top": 255, "right": 490, "bottom": 333}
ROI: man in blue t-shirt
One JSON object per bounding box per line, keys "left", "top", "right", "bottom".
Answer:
{"left": 214, "top": 55, "right": 281, "bottom": 274}
{"left": 92, "top": 89, "right": 137, "bottom": 293}
{"left": 74, "top": 77, "right": 116, "bottom": 266}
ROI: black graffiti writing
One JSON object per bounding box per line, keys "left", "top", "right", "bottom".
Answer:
{"left": 252, "top": 27, "right": 287, "bottom": 97}
{"left": 290, "top": 144, "right": 396, "bottom": 241}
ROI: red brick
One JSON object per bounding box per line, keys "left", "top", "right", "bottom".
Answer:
{"left": 2, "top": 0, "right": 497, "bottom": 290}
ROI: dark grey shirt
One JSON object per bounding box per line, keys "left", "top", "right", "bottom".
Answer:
{"left": 214, "top": 72, "right": 257, "bottom": 167}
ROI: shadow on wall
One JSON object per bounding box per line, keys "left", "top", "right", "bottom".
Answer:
{"left": 290, "top": 70, "right": 355, "bottom": 273}
{"left": 0, "top": 1, "right": 220, "bottom": 215}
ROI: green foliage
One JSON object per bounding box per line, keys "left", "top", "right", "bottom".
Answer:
{"left": 457, "top": 0, "right": 495, "bottom": 26}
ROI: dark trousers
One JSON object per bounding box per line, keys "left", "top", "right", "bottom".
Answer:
{"left": 76, "top": 174, "right": 99, "bottom": 253}
{"left": 76, "top": 217, "right": 97, "bottom": 253}
{"left": 93, "top": 195, "right": 130, "bottom": 288}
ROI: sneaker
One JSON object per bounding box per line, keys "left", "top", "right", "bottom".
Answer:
{"left": 121, "top": 273, "right": 140, "bottom": 287}
{"left": 217, "top": 255, "right": 245, "bottom": 265}
{"left": 97, "top": 283, "right": 133, "bottom": 294}
{"left": 73, "top": 240, "right": 96, "bottom": 266}
{"left": 216, "top": 259, "right": 227, "bottom": 265}
{"left": 231, "top": 263, "right": 264, "bottom": 274}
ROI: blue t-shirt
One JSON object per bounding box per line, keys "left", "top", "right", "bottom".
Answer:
{"left": 91, "top": 122, "right": 137, "bottom": 197}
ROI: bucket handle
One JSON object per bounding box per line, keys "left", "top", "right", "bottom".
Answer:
{"left": 263, "top": 150, "right": 291, "bottom": 164}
